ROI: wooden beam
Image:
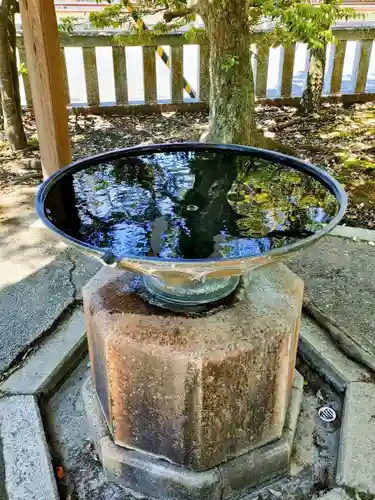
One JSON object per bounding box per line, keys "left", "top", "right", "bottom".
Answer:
{"left": 66, "top": 91, "right": 375, "bottom": 117}
{"left": 19, "top": 0, "right": 71, "bottom": 178}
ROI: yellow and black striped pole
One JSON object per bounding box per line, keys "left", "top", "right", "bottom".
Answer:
{"left": 125, "top": 2, "right": 197, "bottom": 99}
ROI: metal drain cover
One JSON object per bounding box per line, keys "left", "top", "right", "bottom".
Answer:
{"left": 318, "top": 406, "right": 337, "bottom": 422}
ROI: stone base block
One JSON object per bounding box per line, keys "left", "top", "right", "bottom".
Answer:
{"left": 82, "top": 372, "right": 304, "bottom": 500}
{"left": 337, "top": 382, "right": 375, "bottom": 496}
{"left": 83, "top": 263, "right": 303, "bottom": 471}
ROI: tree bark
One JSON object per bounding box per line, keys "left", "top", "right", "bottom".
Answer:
{"left": 300, "top": 47, "right": 326, "bottom": 114}
{"left": 199, "top": 0, "right": 258, "bottom": 145}
{"left": 0, "top": 0, "right": 27, "bottom": 151}
{"left": 198, "top": 0, "right": 296, "bottom": 155}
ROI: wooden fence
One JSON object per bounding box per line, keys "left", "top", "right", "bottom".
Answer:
{"left": 16, "top": 24, "right": 375, "bottom": 114}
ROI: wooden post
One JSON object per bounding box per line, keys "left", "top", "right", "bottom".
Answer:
{"left": 83, "top": 47, "right": 100, "bottom": 106}
{"left": 171, "top": 46, "right": 184, "bottom": 103}
{"left": 281, "top": 44, "right": 296, "bottom": 98}
{"left": 355, "top": 40, "right": 372, "bottom": 94}
{"left": 256, "top": 43, "right": 270, "bottom": 98}
{"left": 112, "top": 46, "right": 128, "bottom": 105}
{"left": 19, "top": 0, "right": 71, "bottom": 178}
{"left": 199, "top": 44, "right": 209, "bottom": 103}
{"left": 143, "top": 46, "right": 157, "bottom": 104}
{"left": 330, "top": 40, "right": 347, "bottom": 95}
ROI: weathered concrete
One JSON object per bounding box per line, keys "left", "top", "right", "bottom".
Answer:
{"left": 101, "top": 436, "right": 223, "bottom": 500}
{"left": 331, "top": 224, "right": 375, "bottom": 242}
{"left": 45, "top": 357, "right": 93, "bottom": 467}
{"left": 0, "top": 395, "right": 59, "bottom": 500}
{"left": 83, "top": 263, "right": 303, "bottom": 471}
{"left": 284, "top": 372, "right": 304, "bottom": 443}
{"left": 82, "top": 375, "right": 108, "bottom": 458}
{"left": 219, "top": 372, "right": 304, "bottom": 500}
{"left": 83, "top": 371, "right": 304, "bottom": 500}
{"left": 0, "top": 188, "right": 101, "bottom": 376}
{"left": 83, "top": 373, "right": 222, "bottom": 500}
{"left": 0, "top": 309, "right": 86, "bottom": 397}
{"left": 0, "top": 252, "right": 76, "bottom": 375}
{"left": 219, "top": 439, "right": 290, "bottom": 500}
{"left": 0, "top": 245, "right": 100, "bottom": 376}
{"left": 288, "top": 235, "right": 375, "bottom": 371}
{"left": 319, "top": 489, "right": 352, "bottom": 500}
{"left": 299, "top": 315, "right": 371, "bottom": 393}
{"left": 337, "top": 382, "right": 375, "bottom": 495}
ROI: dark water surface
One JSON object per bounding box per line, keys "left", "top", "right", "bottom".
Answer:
{"left": 44, "top": 150, "right": 338, "bottom": 260}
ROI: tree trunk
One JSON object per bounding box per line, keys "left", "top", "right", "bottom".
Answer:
{"left": 200, "top": 0, "right": 258, "bottom": 145}
{"left": 0, "top": 0, "right": 27, "bottom": 151}
{"left": 198, "top": 0, "right": 296, "bottom": 156}
{"left": 300, "top": 47, "right": 326, "bottom": 114}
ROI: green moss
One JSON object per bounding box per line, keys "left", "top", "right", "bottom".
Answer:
{"left": 343, "top": 159, "right": 375, "bottom": 171}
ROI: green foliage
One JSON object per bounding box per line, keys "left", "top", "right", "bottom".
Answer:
{"left": 228, "top": 160, "right": 337, "bottom": 236}
{"left": 90, "top": 5, "right": 124, "bottom": 29}
{"left": 90, "top": 0, "right": 360, "bottom": 54}
{"left": 90, "top": 0, "right": 197, "bottom": 33}
{"left": 58, "top": 16, "right": 80, "bottom": 33}
{"left": 18, "top": 62, "right": 27, "bottom": 76}
{"left": 89, "top": 0, "right": 362, "bottom": 118}
{"left": 261, "top": 0, "right": 362, "bottom": 50}
{"left": 221, "top": 55, "right": 240, "bottom": 73}
{"left": 183, "top": 26, "right": 206, "bottom": 43}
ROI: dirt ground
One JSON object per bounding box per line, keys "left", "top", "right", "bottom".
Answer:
{"left": 1, "top": 102, "right": 375, "bottom": 228}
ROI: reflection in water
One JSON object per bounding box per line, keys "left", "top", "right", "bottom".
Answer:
{"left": 44, "top": 150, "right": 338, "bottom": 261}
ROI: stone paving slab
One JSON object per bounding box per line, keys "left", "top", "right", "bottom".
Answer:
{"left": 299, "top": 315, "right": 371, "bottom": 393}
{"left": 0, "top": 251, "right": 75, "bottom": 375}
{"left": 331, "top": 225, "right": 375, "bottom": 242}
{"left": 288, "top": 235, "right": 375, "bottom": 371}
{"left": 0, "top": 395, "right": 59, "bottom": 500}
{"left": 319, "top": 489, "right": 352, "bottom": 500}
{"left": 337, "top": 382, "right": 375, "bottom": 496}
{"left": 0, "top": 309, "right": 86, "bottom": 397}
{"left": 0, "top": 249, "right": 100, "bottom": 377}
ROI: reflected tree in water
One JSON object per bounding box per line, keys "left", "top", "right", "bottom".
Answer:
{"left": 46, "top": 151, "right": 338, "bottom": 260}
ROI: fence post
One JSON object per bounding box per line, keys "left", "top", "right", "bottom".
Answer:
{"left": 256, "top": 42, "right": 270, "bottom": 98}
{"left": 355, "top": 40, "right": 372, "bottom": 94}
{"left": 113, "top": 46, "right": 128, "bottom": 105}
{"left": 199, "top": 44, "right": 210, "bottom": 103}
{"left": 330, "top": 40, "right": 347, "bottom": 94}
{"left": 172, "top": 46, "right": 184, "bottom": 103}
{"left": 143, "top": 46, "right": 157, "bottom": 104}
{"left": 83, "top": 47, "right": 100, "bottom": 106}
{"left": 281, "top": 44, "right": 296, "bottom": 98}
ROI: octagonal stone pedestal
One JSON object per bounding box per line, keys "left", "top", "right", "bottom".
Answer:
{"left": 83, "top": 370, "right": 303, "bottom": 500}
{"left": 82, "top": 263, "right": 304, "bottom": 497}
